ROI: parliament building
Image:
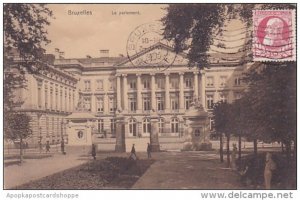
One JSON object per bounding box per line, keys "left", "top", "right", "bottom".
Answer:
{"left": 6, "top": 43, "right": 249, "bottom": 148}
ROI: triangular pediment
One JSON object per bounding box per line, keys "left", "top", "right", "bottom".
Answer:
{"left": 117, "top": 42, "right": 189, "bottom": 67}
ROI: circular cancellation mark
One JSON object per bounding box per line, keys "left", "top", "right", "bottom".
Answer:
{"left": 126, "top": 21, "right": 177, "bottom": 70}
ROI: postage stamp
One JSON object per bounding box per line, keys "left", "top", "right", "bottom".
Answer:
{"left": 126, "top": 21, "right": 177, "bottom": 69}
{"left": 252, "top": 10, "right": 296, "bottom": 62}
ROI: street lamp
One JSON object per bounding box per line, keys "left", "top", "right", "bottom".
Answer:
{"left": 39, "top": 127, "right": 42, "bottom": 153}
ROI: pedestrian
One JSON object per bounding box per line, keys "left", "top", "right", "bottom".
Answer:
{"left": 61, "top": 139, "right": 65, "bottom": 155}
{"left": 46, "top": 141, "right": 50, "bottom": 153}
{"left": 130, "top": 144, "right": 137, "bottom": 160}
{"left": 264, "top": 152, "right": 277, "bottom": 189}
{"left": 147, "top": 143, "right": 152, "bottom": 159}
{"left": 231, "top": 143, "right": 237, "bottom": 170}
{"left": 92, "top": 144, "right": 96, "bottom": 160}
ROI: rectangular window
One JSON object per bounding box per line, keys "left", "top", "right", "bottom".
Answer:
{"left": 143, "top": 97, "right": 151, "bottom": 111}
{"left": 38, "top": 87, "right": 42, "bottom": 108}
{"left": 65, "top": 90, "right": 67, "bottom": 112}
{"left": 143, "top": 79, "right": 150, "bottom": 89}
{"left": 206, "top": 95, "right": 214, "bottom": 109}
{"left": 84, "top": 80, "right": 91, "bottom": 91}
{"left": 234, "top": 77, "right": 241, "bottom": 86}
{"left": 220, "top": 76, "right": 227, "bottom": 87}
{"left": 129, "top": 97, "right": 137, "bottom": 112}
{"left": 206, "top": 77, "right": 214, "bottom": 87}
{"left": 170, "top": 77, "right": 179, "bottom": 89}
{"left": 60, "top": 89, "right": 63, "bottom": 111}
{"left": 45, "top": 89, "right": 48, "bottom": 109}
{"left": 110, "top": 119, "right": 116, "bottom": 135}
{"left": 184, "top": 96, "right": 193, "bottom": 110}
{"left": 157, "top": 96, "right": 164, "bottom": 111}
{"left": 50, "top": 87, "right": 53, "bottom": 110}
{"left": 96, "top": 80, "right": 103, "bottom": 90}
{"left": 129, "top": 80, "right": 137, "bottom": 89}
{"left": 156, "top": 77, "right": 165, "bottom": 89}
{"left": 97, "top": 119, "right": 104, "bottom": 133}
{"left": 171, "top": 95, "right": 179, "bottom": 110}
{"left": 109, "top": 97, "right": 116, "bottom": 112}
{"left": 185, "top": 77, "right": 192, "bottom": 88}
{"left": 96, "top": 97, "right": 104, "bottom": 112}
{"left": 55, "top": 89, "right": 58, "bottom": 110}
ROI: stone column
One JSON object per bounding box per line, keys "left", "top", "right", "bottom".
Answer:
{"left": 136, "top": 74, "right": 142, "bottom": 112}
{"left": 150, "top": 115, "right": 160, "bottom": 152}
{"left": 200, "top": 70, "right": 206, "bottom": 108}
{"left": 115, "top": 115, "right": 126, "bottom": 152}
{"left": 151, "top": 73, "right": 156, "bottom": 111}
{"left": 116, "top": 74, "right": 122, "bottom": 111}
{"left": 122, "top": 74, "right": 128, "bottom": 111}
{"left": 179, "top": 72, "right": 184, "bottom": 111}
{"left": 194, "top": 71, "right": 199, "bottom": 99}
{"left": 165, "top": 73, "right": 170, "bottom": 111}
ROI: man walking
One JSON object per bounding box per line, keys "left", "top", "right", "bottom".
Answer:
{"left": 45, "top": 141, "right": 50, "bottom": 153}
{"left": 92, "top": 144, "right": 96, "bottom": 160}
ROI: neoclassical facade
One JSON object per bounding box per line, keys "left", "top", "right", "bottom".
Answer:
{"left": 6, "top": 44, "right": 249, "bottom": 146}
{"left": 55, "top": 44, "right": 248, "bottom": 140}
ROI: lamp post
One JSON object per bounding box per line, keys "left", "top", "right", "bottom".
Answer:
{"left": 39, "top": 127, "right": 42, "bottom": 154}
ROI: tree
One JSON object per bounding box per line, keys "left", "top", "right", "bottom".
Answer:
{"left": 4, "top": 3, "right": 53, "bottom": 110}
{"left": 212, "top": 101, "right": 232, "bottom": 167}
{"left": 4, "top": 4, "right": 53, "bottom": 161}
{"left": 4, "top": 4, "right": 53, "bottom": 72}
{"left": 163, "top": 3, "right": 296, "bottom": 165}
{"left": 5, "top": 112, "right": 32, "bottom": 163}
{"left": 242, "top": 63, "right": 296, "bottom": 162}
{"left": 162, "top": 4, "right": 295, "bottom": 68}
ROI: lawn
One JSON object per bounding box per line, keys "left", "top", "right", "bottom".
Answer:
{"left": 13, "top": 157, "right": 155, "bottom": 189}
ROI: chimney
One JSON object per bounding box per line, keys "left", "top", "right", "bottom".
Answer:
{"left": 100, "top": 49, "right": 109, "bottom": 57}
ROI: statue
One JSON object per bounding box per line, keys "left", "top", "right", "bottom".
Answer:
{"left": 264, "top": 152, "right": 277, "bottom": 189}
{"left": 192, "top": 97, "right": 204, "bottom": 110}
{"left": 76, "top": 95, "right": 84, "bottom": 111}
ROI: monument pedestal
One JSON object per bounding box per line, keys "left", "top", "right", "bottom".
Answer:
{"left": 115, "top": 115, "right": 126, "bottom": 152}
{"left": 150, "top": 115, "right": 160, "bottom": 152}
{"left": 182, "top": 100, "right": 212, "bottom": 151}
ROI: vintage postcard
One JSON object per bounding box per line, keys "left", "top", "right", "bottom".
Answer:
{"left": 2, "top": 2, "right": 297, "bottom": 198}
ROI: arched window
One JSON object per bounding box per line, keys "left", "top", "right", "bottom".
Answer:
{"left": 171, "top": 118, "right": 179, "bottom": 133}
{"left": 129, "top": 118, "right": 137, "bottom": 136}
{"left": 158, "top": 118, "right": 165, "bottom": 133}
{"left": 143, "top": 118, "right": 151, "bottom": 133}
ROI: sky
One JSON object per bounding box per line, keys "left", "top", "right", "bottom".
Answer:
{"left": 45, "top": 4, "right": 168, "bottom": 58}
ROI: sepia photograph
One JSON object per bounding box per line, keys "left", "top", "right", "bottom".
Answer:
{"left": 2, "top": 2, "right": 297, "bottom": 193}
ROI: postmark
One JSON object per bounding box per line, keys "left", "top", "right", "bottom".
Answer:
{"left": 253, "top": 10, "right": 296, "bottom": 62}
{"left": 126, "top": 21, "right": 177, "bottom": 70}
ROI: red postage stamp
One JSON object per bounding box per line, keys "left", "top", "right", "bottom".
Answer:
{"left": 253, "top": 10, "right": 296, "bottom": 62}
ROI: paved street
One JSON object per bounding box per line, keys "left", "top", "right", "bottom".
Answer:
{"left": 5, "top": 150, "right": 246, "bottom": 189}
